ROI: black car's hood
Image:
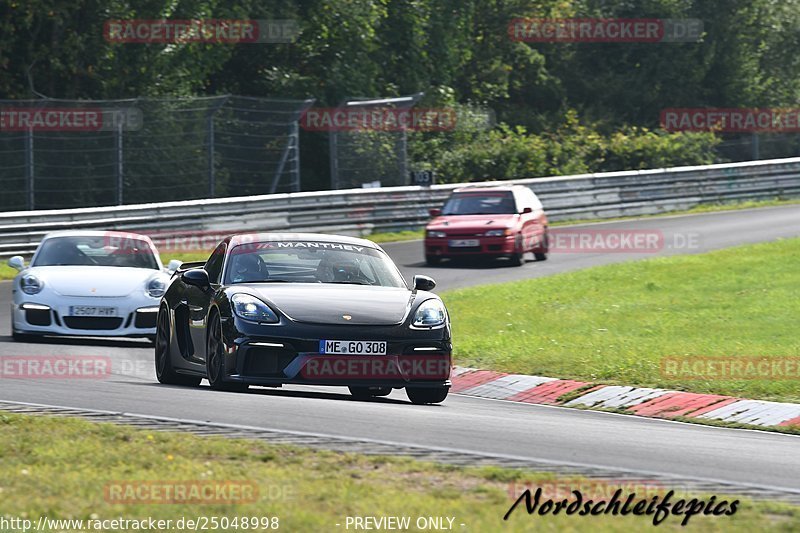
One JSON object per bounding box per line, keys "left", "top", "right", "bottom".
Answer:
{"left": 241, "top": 284, "right": 416, "bottom": 325}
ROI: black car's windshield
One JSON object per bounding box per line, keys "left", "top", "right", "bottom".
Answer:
{"left": 442, "top": 193, "right": 517, "bottom": 215}
{"left": 224, "top": 242, "right": 406, "bottom": 288}
{"left": 32, "top": 236, "right": 159, "bottom": 269}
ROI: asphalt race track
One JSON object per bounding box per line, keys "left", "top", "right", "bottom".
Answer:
{"left": 2, "top": 205, "right": 800, "bottom": 496}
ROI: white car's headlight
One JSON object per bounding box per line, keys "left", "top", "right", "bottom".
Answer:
{"left": 146, "top": 277, "right": 167, "bottom": 298}
{"left": 427, "top": 230, "right": 447, "bottom": 238}
{"left": 20, "top": 274, "right": 44, "bottom": 295}
{"left": 231, "top": 293, "right": 279, "bottom": 323}
{"left": 413, "top": 299, "right": 447, "bottom": 328}
{"left": 484, "top": 229, "right": 511, "bottom": 237}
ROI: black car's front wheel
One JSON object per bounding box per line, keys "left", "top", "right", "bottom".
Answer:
{"left": 206, "top": 312, "right": 248, "bottom": 392}
{"left": 406, "top": 386, "right": 449, "bottom": 405}
{"left": 155, "top": 307, "right": 201, "bottom": 387}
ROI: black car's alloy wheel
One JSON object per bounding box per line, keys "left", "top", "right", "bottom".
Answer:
{"left": 406, "top": 386, "right": 449, "bottom": 404}
{"left": 206, "top": 312, "right": 248, "bottom": 392}
{"left": 155, "top": 308, "right": 201, "bottom": 387}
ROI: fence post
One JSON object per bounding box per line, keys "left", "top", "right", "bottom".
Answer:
{"left": 751, "top": 133, "right": 760, "bottom": 160}
{"left": 208, "top": 114, "right": 216, "bottom": 198}
{"left": 115, "top": 120, "right": 124, "bottom": 205}
{"left": 290, "top": 119, "right": 301, "bottom": 192}
{"left": 25, "top": 127, "right": 34, "bottom": 210}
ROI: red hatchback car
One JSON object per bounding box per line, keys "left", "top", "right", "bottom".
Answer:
{"left": 424, "top": 185, "right": 549, "bottom": 266}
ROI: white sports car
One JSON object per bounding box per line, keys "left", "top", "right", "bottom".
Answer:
{"left": 8, "top": 230, "right": 179, "bottom": 342}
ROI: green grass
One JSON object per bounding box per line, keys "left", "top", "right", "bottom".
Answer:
{"left": 548, "top": 197, "right": 800, "bottom": 228}
{"left": 444, "top": 238, "right": 800, "bottom": 404}
{"left": 364, "top": 229, "right": 426, "bottom": 243}
{"left": 0, "top": 413, "right": 797, "bottom": 532}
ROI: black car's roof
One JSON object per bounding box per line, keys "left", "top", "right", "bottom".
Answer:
{"left": 227, "top": 232, "right": 380, "bottom": 249}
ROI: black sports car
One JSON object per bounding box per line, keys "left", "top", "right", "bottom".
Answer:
{"left": 155, "top": 233, "right": 452, "bottom": 404}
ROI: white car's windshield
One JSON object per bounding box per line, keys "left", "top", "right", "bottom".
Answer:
{"left": 224, "top": 242, "right": 406, "bottom": 288}
{"left": 33, "top": 236, "right": 159, "bottom": 270}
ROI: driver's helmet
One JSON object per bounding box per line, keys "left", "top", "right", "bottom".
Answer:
{"left": 316, "top": 254, "right": 358, "bottom": 282}
{"left": 331, "top": 257, "right": 359, "bottom": 281}
{"left": 231, "top": 253, "right": 265, "bottom": 282}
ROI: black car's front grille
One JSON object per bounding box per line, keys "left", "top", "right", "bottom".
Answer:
{"left": 63, "top": 317, "right": 123, "bottom": 330}
{"left": 241, "top": 345, "right": 297, "bottom": 377}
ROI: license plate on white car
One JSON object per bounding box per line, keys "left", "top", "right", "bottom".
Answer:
{"left": 449, "top": 239, "right": 480, "bottom": 247}
{"left": 320, "top": 340, "right": 387, "bottom": 355}
{"left": 69, "top": 306, "right": 118, "bottom": 317}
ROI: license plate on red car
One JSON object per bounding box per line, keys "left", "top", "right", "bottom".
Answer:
{"left": 320, "top": 340, "right": 387, "bottom": 355}
{"left": 449, "top": 239, "right": 480, "bottom": 247}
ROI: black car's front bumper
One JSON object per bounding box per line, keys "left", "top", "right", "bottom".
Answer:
{"left": 220, "top": 317, "right": 452, "bottom": 388}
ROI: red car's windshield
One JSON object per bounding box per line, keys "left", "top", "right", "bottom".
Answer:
{"left": 441, "top": 193, "right": 517, "bottom": 215}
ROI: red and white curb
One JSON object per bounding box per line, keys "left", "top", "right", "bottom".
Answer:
{"left": 450, "top": 367, "right": 800, "bottom": 429}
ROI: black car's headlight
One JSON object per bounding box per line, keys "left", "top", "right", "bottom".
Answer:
{"left": 412, "top": 299, "right": 447, "bottom": 328}
{"left": 20, "top": 274, "right": 44, "bottom": 295}
{"left": 231, "top": 293, "right": 279, "bottom": 323}
{"left": 146, "top": 277, "right": 166, "bottom": 298}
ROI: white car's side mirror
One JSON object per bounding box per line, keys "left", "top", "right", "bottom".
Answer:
{"left": 166, "top": 259, "right": 182, "bottom": 273}
{"left": 8, "top": 256, "right": 25, "bottom": 271}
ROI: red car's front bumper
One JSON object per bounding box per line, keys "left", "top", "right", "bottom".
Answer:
{"left": 425, "top": 235, "right": 517, "bottom": 258}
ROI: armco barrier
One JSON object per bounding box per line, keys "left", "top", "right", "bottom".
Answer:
{"left": 2, "top": 157, "right": 800, "bottom": 257}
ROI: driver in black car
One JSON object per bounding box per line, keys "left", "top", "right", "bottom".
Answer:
{"left": 231, "top": 253, "right": 267, "bottom": 283}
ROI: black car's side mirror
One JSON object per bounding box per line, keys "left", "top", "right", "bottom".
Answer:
{"left": 413, "top": 275, "right": 436, "bottom": 292}
{"left": 182, "top": 269, "right": 210, "bottom": 287}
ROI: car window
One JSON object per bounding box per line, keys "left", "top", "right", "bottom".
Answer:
{"left": 205, "top": 244, "right": 226, "bottom": 284}
{"left": 441, "top": 192, "right": 517, "bottom": 215}
{"left": 224, "top": 242, "right": 406, "bottom": 288}
{"left": 32, "top": 236, "right": 159, "bottom": 270}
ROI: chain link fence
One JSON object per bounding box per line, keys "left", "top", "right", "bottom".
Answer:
{"left": 716, "top": 132, "right": 800, "bottom": 163}
{"left": 328, "top": 94, "right": 423, "bottom": 190}
{"left": 0, "top": 96, "right": 314, "bottom": 211}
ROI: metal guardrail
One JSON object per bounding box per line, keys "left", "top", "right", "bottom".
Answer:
{"left": 2, "top": 157, "right": 800, "bottom": 257}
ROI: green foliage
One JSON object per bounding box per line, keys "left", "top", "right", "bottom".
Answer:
{"left": 1, "top": 0, "right": 799, "bottom": 191}
{"left": 416, "top": 112, "right": 720, "bottom": 183}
